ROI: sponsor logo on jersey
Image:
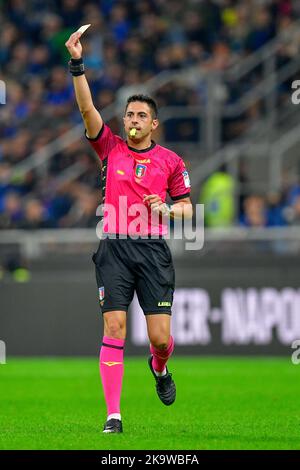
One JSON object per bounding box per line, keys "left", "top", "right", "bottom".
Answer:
{"left": 135, "top": 164, "right": 147, "bottom": 178}
{"left": 182, "top": 170, "right": 191, "bottom": 188}
{"left": 99, "top": 286, "right": 105, "bottom": 301}
{"left": 117, "top": 170, "right": 125, "bottom": 175}
{"left": 136, "top": 159, "right": 151, "bottom": 164}
{"left": 158, "top": 301, "right": 171, "bottom": 307}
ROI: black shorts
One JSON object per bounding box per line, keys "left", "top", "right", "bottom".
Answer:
{"left": 92, "top": 238, "right": 175, "bottom": 315}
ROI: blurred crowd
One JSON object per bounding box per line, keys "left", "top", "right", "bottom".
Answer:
{"left": 199, "top": 165, "right": 300, "bottom": 228}
{"left": 1, "top": 0, "right": 300, "bottom": 230}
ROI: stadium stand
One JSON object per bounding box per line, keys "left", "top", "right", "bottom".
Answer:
{"left": 0, "top": 0, "right": 300, "bottom": 229}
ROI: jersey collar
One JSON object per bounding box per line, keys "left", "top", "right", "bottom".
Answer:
{"left": 127, "top": 141, "right": 156, "bottom": 153}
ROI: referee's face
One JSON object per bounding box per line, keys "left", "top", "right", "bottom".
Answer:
{"left": 123, "top": 102, "right": 158, "bottom": 142}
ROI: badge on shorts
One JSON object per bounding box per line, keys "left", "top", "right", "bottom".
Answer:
{"left": 182, "top": 170, "right": 191, "bottom": 188}
{"left": 99, "top": 287, "right": 105, "bottom": 301}
{"left": 135, "top": 164, "right": 147, "bottom": 178}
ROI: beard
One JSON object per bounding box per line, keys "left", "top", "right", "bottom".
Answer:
{"left": 128, "top": 128, "right": 151, "bottom": 142}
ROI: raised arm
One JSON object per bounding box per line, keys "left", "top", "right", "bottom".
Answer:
{"left": 65, "top": 31, "right": 103, "bottom": 138}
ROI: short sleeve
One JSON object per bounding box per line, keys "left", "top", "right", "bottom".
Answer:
{"left": 85, "top": 124, "right": 120, "bottom": 161}
{"left": 168, "top": 158, "right": 191, "bottom": 201}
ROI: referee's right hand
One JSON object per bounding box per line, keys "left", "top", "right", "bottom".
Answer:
{"left": 65, "top": 32, "right": 83, "bottom": 59}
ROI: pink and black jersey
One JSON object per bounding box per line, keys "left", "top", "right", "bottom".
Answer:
{"left": 86, "top": 124, "right": 191, "bottom": 236}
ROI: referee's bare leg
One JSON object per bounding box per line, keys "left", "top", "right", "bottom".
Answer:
{"left": 100, "top": 310, "right": 126, "bottom": 433}
{"left": 146, "top": 314, "right": 176, "bottom": 405}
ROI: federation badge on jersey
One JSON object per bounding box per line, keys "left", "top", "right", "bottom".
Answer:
{"left": 99, "top": 286, "right": 105, "bottom": 301}
{"left": 182, "top": 170, "right": 191, "bottom": 188}
{"left": 135, "top": 164, "right": 147, "bottom": 178}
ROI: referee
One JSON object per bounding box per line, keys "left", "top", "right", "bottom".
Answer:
{"left": 66, "top": 30, "right": 193, "bottom": 434}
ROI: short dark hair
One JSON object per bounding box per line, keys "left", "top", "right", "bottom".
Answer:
{"left": 125, "top": 94, "right": 158, "bottom": 119}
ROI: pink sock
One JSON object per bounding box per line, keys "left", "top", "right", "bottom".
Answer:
{"left": 99, "top": 336, "right": 125, "bottom": 416}
{"left": 150, "top": 335, "right": 174, "bottom": 373}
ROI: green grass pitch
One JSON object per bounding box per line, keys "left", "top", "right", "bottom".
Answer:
{"left": 0, "top": 357, "right": 299, "bottom": 450}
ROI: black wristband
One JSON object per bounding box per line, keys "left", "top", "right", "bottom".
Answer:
{"left": 68, "top": 57, "right": 85, "bottom": 76}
